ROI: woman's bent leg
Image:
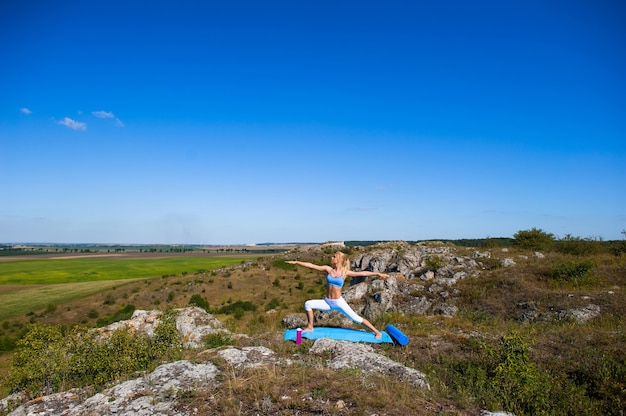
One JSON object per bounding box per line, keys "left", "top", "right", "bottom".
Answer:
{"left": 303, "top": 299, "right": 331, "bottom": 332}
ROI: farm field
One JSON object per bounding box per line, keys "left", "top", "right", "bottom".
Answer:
{"left": 0, "top": 255, "right": 251, "bottom": 284}
{"left": 0, "top": 255, "right": 254, "bottom": 321}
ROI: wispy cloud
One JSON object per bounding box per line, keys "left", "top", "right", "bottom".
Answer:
{"left": 92, "top": 110, "right": 114, "bottom": 118}
{"left": 92, "top": 110, "right": 124, "bottom": 127}
{"left": 20, "top": 107, "right": 32, "bottom": 115}
{"left": 57, "top": 117, "right": 87, "bottom": 131}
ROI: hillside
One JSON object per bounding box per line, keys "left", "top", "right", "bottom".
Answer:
{"left": 1, "top": 239, "right": 625, "bottom": 415}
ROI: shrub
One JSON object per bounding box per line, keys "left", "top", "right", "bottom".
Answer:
{"left": 6, "top": 311, "right": 181, "bottom": 398}
{"left": 0, "top": 334, "right": 18, "bottom": 352}
{"left": 272, "top": 259, "right": 296, "bottom": 271}
{"left": 188, "top": 294, "right": 210, "bottom": 312}
{"left": 203, "top": 332, "right": 233, "bottom": 348}
{"left": 551, "top": 261, "right": 594, "bottom": 286}
{"left": 513, "top": 228, "right": 555, "bottom": 251}
{"left": 96, "top": 304, "right": 136, "bottom": 327}
{"left": 265, "top": 298, "right": 280, "bottom": 311}
{"left": 440, "top": 333, "right": 551, "bottom": 415}
{"left": 425, "top": 256, "right": 444, "bottom": 271}
{"left": 103, "top": 293, "right": 115, "bottom": 305}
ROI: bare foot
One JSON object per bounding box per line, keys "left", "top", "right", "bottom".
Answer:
{"left": 303, "top": 326, "right": 314, "bottom": 333}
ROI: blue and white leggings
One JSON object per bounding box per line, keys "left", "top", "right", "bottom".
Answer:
{"left": 304, "top": 297, "right": 364, "bottom": 324}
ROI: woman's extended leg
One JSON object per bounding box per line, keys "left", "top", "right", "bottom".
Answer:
{"left": 327, "top": 297, "right": 382, "bottom": 339}
{"left": 360, "top": 318, "right": 382, "bottom": 339}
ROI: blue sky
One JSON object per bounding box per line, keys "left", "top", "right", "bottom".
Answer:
{"left": 1, "top": 1, "right": 624, "bottom": 244}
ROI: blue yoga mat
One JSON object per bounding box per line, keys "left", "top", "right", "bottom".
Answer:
{"left": 284, "top": 327, "right": 393, "bottom": 344}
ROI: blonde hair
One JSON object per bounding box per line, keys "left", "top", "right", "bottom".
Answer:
{"left": 335, "top": 251, "right": 350, "bottom": 276}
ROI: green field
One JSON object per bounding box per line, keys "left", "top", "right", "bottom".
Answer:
{"left": 0, "top": 256, "right": 253, "bottom": 321}
{"left": 0, "top": 256, "right": 250, "bottom": 284}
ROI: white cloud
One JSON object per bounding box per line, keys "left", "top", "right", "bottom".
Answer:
{"left": 93, "top": 110, "right": 124, "bottom": 127}
{"left": 57, "top": 117, "right": 87, "bottom": 131}
{"left": 92, "top": 110, "right": 114, "bottom": 118}
{"left": 20, "top": 107, "right": 32, "bottom": 115}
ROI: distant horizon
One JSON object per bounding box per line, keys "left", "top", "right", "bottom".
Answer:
{"left": 3, "top": 232, "right": 624, "bottom": 247}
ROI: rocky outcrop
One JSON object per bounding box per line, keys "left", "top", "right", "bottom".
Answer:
{"left": 98, "top": 306, "right": 234, "bottom": 348}
{"left": 5, "top": 360, "right": 220, "bottom": 416}
{"left": 309, "top": 338, "right": 430, "bottom": 389}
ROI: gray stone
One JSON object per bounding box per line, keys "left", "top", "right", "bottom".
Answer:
{"left": 309, "top": 338, "right": 430, "bottom": 389}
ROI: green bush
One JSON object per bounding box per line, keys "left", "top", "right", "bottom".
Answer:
{"left": 103, "top": 293, "right": 115, "bottom": 305}
{"left": 188, "top": 294, "right": 210, "bottom": 312}
{"left": 0, "top": 334, "right": 18, "bottom": 352}
{"left": 6, "top": 311, "right": 181, "bottom": 398}
{"left": 203, "top": 332, "right": 233, "bottom": 348}
{"left": 217, "top": 300, "right": 257, "bottom": 315}
{"left": 440, "top": 334, "right": 552, "bottom": 415}
{"left": 513, "top": 228, "right": 555, "bottom": 251}
{"left": 95, "top": 304, "right": 136, "bottom": 327}
{"left": 271, "top": 259, "right": 295, "bottom": 271}
{"left": 425, "top": 256, "right": 444, "bottom": 271}
{"left": 265, "top": 298, "right": 280, "bottom": 311}
{"left": 551, "top": 261, "right": 594, "bottom": 286}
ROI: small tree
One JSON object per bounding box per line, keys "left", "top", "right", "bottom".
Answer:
{"left": 513, "top": 228, "right": 555, "bottom": 251}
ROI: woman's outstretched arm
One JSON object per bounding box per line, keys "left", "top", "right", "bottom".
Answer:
{"left": 346, "top": 270, "right": 389, "bottom": 279}
{"left": 287, "top": 260, "right": 331, "bottom": 273}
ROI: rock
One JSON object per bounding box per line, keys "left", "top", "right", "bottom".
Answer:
{"left": 500, "top": 258, "right": 516, "bottom": 267}
{"left": 8, "top": 361, "right": 220, "bottom": 416}
{"left": 176, "top": 307, "right": 233, "bottom": 348}
{"left": 395, "top": 296, "right": 433, "bottom": 315}
{"left": 569, "top": 304, "right": 601, "bottom": 323}
{"left": 217, "top": 346, "right": 276, "bottom": 369}
{"left": 309, "top": 338, "right": 430, "bottom": 389}
{"left": 282, "top": 313, "right": 308, "bottom": 329}
{"left": 97, "top": 307, "right": 233, "bottom": 349}
{"left": 421, "top": 270, "right": 435, "bottom": 280}
{"left": 533, "top": 252, "right": 545, "bottom": 258}
{"left": 97, "top": 309, "right": 161, "bottom": 338}
{"left": 435, "top": 303, "right": 459, "bottom": 317}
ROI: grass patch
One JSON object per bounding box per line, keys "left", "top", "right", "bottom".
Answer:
{"left": 0, "top": 257, "right": 251, "bottom": 285}
{"left": 0, "top": 280, "right": 141, "bottom": 322}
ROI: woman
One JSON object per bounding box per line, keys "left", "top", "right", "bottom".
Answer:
{"left": 287, "top": 251, "right": 389, "bottom": 339}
